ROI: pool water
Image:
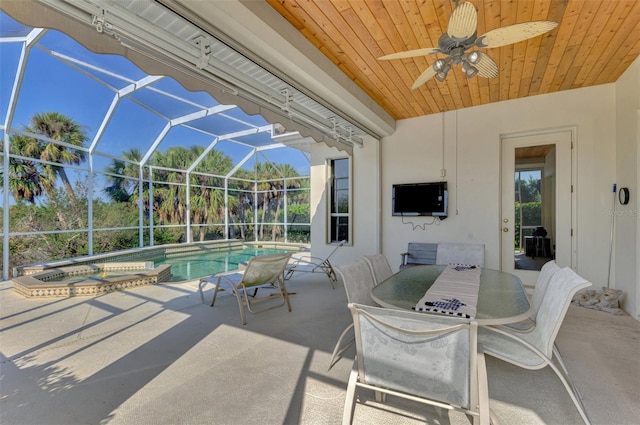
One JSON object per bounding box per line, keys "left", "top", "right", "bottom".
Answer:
{"left": 150, "top": 247, "right": 295, "bottom": 282}
{"left": 50, "top": 270, "right": 149, "bottom": 284}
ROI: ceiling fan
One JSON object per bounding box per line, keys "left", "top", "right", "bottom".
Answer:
{"left": 378, "top": 0, "right": 558, "bottom": 89}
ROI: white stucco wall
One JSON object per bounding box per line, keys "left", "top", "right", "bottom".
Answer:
{"left": 308, "top": 65, "right": 638, "bottom": 319}
{"left": 308, "top": 137, "right": 381, "bottom": 265}
{"left": 380, "top": 84, "right": 616, "bottom": 292}
{"left": 614, "top": 56, "right": 640, "bottom": 319}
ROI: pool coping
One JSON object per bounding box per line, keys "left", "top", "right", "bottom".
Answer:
{"left": 14, "top": 240, "right": 307, "bottom": 277}
{"left": 11, "top": 240, "right": 307, "bottom": 298}
{"left": 13, "top": 263, "right": 172, "bottom": 299}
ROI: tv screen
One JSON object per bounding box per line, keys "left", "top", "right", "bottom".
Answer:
{"left": 392, "top": 182, "right": 448, "bottom": 218}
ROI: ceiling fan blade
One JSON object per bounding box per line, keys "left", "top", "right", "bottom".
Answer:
{"left": 411, "top": 66, "right": 438, "bottom": 90}
{"left": 476, "top": 21, "right": 558, "bottom": 48}
{"left": 474, "top": 52, "right": 499, "bottom": 78}
{"left": 447, "top": 1, "right": 478, "bottom": 40}
{"left": 378, "top": 47, "right": 440, "bottom": 60}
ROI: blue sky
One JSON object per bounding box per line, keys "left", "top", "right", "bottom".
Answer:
{"left": 0, "top": 11, "right": 310, "bottom": 177}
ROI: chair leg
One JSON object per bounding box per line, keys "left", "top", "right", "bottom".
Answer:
{"left": 323, "top": 260, "right": 337, "bottom": 289}
{"left": 231, "top": 286, "right": 249, "bottom": 325}
{"left": 476, "top": 346, "right": 490, "bottom": 425}
{"left": 552, "top": 344, "right": 571, "bottom": 377}
{"left": 284, "top": 268, "right": 294, "bottom": 281}
{"left": 547, "top": 356, "right": 592, "bottom": 425}
{"left": 210, "top": 279, "right": 222, "bottom": 306}
{"left": 276, "top": 277, "right": 292, "bottom": 312}
{"left": 552, "top": 345, "right": 590, "bottom": 423}
{"left": 341, "top": 362, "right": 358, "bottom": 425}
{"left": 328, "top": 323, "right": 355, "bottom": 371}
{"left": 198, "top": 280, "right": 206, "bottom": 304}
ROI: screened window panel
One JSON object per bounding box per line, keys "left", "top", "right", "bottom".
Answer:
{"left": 258, "top": 225, "right": 285, "bottom": 242}
{"left": 93, "top": 229, "right": 141, "bottom": 254}
{"left": 10, "top": 232, "right": 88, "bottom": 265}
{"left": 1, "top": 11, "right": 314, "bottom": 277}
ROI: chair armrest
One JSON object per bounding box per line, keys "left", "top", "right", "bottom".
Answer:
{"left": 215, "top": 272, "right": 243, "bottom": 287}
{"left": 400, "top": 252, "right": 410, "bottom": 265}
{"left": 289, "top": 256, "right": 326, "bottom": 267}
{"left": 213, "top": 269, "right": 245, "bottom": 278}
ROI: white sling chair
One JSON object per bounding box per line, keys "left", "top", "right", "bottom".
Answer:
{"left": 343, "top": 303, "right": 490, "bottom": 425}
{"left": 362, "top": 253, "right": 393, "bottom": 286}
{"left": 436, "top": 242, "right": 485, "bottom": 266}
{"left": 284, "top": 240, "right": 346, "bottom": 288}
{"left": 479, "top": 266, "right": 592, "bottom": 425}
{"left": 199, "top": 253, "right": 293, "bottom": 325}
{"left": 504, "top": 260, "right": 561, "bottom": 332}
{"left": 328, "top": 259, "right": 378, "bottom": 370}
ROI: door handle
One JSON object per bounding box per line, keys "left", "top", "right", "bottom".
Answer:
{"left": 503, "top": 227, "right": 509, "bottom": 232}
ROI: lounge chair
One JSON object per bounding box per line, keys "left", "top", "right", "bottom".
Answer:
{"left": 284, "top": 240, "right": 346, "bottom": 288}
{"left": 199, "top": 253, "right": 293, "bottom": 325}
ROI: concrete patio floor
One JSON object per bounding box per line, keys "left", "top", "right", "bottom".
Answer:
{"left": 0, "top": 271, "right": 638, "bottom": 425}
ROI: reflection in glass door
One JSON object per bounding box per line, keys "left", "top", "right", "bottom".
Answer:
{"left": 501, "top": 131, "right": 572, "bottom": 286}
{"left": 514, "top": 146, "right": 555, "bottom": 271}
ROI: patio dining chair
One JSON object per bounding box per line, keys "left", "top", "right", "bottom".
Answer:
{"left": 362, "top": 253, "right": 393, "bottom": 285}
{"left": 504, "top": 260, "right": 561, "bottom": 332}
{"left": 328, "top": 259, "right": 378, "bottom": 370}
{"left": 436, "top": 242, "right": 485, "bottom": 266}
{"left": 343, "top": 303, "right": 490, "bottom": 425}
{"left": 478, "top": 266, "right": 592, "bottom": 425}
{"left": 284, "top": 240, "right": 346, "bottom": 288}
{"left": 199, "top": 253, "right": 293, "bottom": 325}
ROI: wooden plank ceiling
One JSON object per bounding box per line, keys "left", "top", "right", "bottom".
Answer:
{"left": 266, "top": 0, "right": 640, "bottom": 120}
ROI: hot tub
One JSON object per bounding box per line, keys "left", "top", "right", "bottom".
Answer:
{"left": 12, "top": 262, "right": 172, "bottom": 299}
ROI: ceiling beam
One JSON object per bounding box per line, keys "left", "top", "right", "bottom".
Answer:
{"left": 162, "top": 0, "right": 396, "bottom": 138}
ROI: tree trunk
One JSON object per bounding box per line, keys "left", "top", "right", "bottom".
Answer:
{"left": 272, "top": 196, "right": 281, "bottom": 241}
{"left": 57, "top": 167, "right": 76, "bottom": 202}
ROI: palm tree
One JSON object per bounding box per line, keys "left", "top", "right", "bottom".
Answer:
{"left": 2, "top": 112, "right": 86, "bottom": 205}
{"left": 189, "top": 147, "right": 233, "bottom": 241}
{"left": 103, "top": 148, "right": 144, "bottom": 203}
{"left": 226, "top": 171, "right": 253, "bottom": 240}
{"left": 253, "top": 161, "right": 301, "bottom": 241}
{"left": 270, "top": 163, "right": 301, "bottom": 241}
{"left": 26, "top": 112, "right": 87, "bottom": 201}
{"left": 152, "top": 147, "right": 189, "bottom": 226}
{"left": 254, "top": 162, "right": 274, "bottom": 239}
{"left": 1, "top": 133, "right": 54, "bottom": 204}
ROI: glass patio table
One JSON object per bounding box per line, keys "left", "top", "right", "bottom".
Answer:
{"left": 371, "top": 265, "right": 531, "bottom": 326}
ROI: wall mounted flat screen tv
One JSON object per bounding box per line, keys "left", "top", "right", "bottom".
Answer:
{"left": 392, "top": 181, "right": 448, "bottom": 218}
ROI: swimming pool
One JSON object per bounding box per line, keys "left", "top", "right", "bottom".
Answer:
{"left": 14, "top": 241, "right": 304, "bottom": 278}
{"left": 150, "top": 247, "right": 296, "bottom": 282}
{"left": 13, "top": 241, "right": 305, "bottom": 298}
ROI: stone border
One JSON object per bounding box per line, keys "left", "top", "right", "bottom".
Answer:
{"left": 13, "top": 263, "right": 172, "bottom": 299}
{"left": 13, "top": 240, "right": 249, "bottom": 277}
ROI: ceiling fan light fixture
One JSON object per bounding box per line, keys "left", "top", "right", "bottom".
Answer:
{"left": 435, "top": 63, "right": 452, "bottom": 82}
{"left": 377, "top": 0, "right": 558, "bottom": 88}
{"left": 462, "top": 62, "right": 479, "bottom": 78}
